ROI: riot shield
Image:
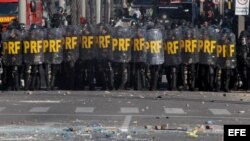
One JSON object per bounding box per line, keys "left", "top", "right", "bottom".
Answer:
{"left": 112, "top": 26, "right": 132, "bottom": 63}
{"left": 44, "top": 28, "right": 63, "bottom": 64}
{"left": 2, "top": 29, "right": 23, "bottom": 66}
{"left": 96, "top": 24, "right": 113, "bottom": 60}
{"left": 181, "top": 26, "right": 199, "bottom": 64}
{"left": 63, "top": 25, "right": 80, "bottom": 62}
{"left": 198, "top": 27, "right": 217, "bottom": 65}
{"left": 23, "top": 29, "right": 44, "bottom": 65}
{"left": 79, "top": 24, "right": 96, "bottom": 60}
{"left": 146, "top": 28, "right": 164, "bottom": 65}
{"left": 216, "top": 30, "right": 236, "bottom": 69}
{"left": 164, "top": 28, "right": 182, "bottom": 66}
{"left": 131, "top": 27, "right": 147, "bottom": 63}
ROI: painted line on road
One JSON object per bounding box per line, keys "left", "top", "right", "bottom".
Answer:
{"left": 120, "top": 107, "right": 139, "bottom": 114}
{"left": 0, "top": 107, "right": 6, "bottom": 112}
{"left": 120, "top": 115, "right": 132, "bottom": 132}
{"left": 75, "top": 107, "right": 94, "bottom": 113}
{"left": 19, "top": 100, "right": 60, "bottom": 104}
{"left": 164, "top": 108, "right": 186, "bottom": 114}
{"left": 29, "top": 107, "right": 50, "bottom": 113}
{"left": 0, "top": 114, "right": 250, "bottom": 120}
{"left": 209, "top": 109, "right": 231, "bottom": 116}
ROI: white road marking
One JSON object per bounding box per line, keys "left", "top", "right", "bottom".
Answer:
{"left": 209, "top": 109, "right": 231, "bottom": 115}
{"left": 164, "top": 108, "right": 186, "bottom": 114}
{"left": 120, "top": 107, "right": 139, "bottom": 114}
{"left": 120, "top": 115, "right": 132, "bottom": 132}
{"left": 20, "top": 100, "right": 60, "bottom": 104}
{"left": 75, "top": 107, "right": 94, "bottom": 113}
{"left": 29, "top": 107, "right": 50, "bottom": 113}
{"left": 0, "top": 107, "right": 6, "bottom": 112}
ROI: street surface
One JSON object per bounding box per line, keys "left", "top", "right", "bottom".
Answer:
{"left": 0, "top": 90, "right": 250, "bottom": 140}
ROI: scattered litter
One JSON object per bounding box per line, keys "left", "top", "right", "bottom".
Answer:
{"left": 156, "top": 96, "right": 162, "bottom": 99}
{"left": 225, "top": 104, "right": 229, "bottom": 107}
{"left": 104, "top": 91, "right": 111, "bottom": 94}
{"left": 223, "top": 94, "right": 227, "bottom": 97}
{"left": 127, "top": 135, "right": 132, "bottom": 139}
{"left": 130, "top": 94, "right": 134, "bottom": 97}
{"left": 66, "top": 91, "right": 71, "bottom": 95}
{"left": 27, "top": 91, "right": 32, "bottom": 95}
{"left": 206, "top": 120, "right": 215, "bottom": 125}
{"left": 186, "top": 104, "right": 190, "bottom": 108}
{"left": 145, "top": 125, "right": 152, "bottom": 129}
{"left": 202, "top": 101, "right": 205, "bottom": 104}
{"left": 155, "top": 125, "right": 161, "bottom": 130}
{"left": 127, "top": 101, "right": 131, "bottom": 104}
{"left": 161, "top": 124, "right": 168, "bottom": 130}
{"left": 238, "top": 111, "right": 245, "bottom": 114}
{"left": 139, "top": 96, "right": 145, "bottom": 99}
{"left": 186, "top": 129, "right": 198, "bottom": 138}
{"left": 240, "top": 99, "right": 244, "bottom": 101}
{"left": 141, "top": 109, "right": 145, "bottom": 112}
{"left": 146, "top": 106, "right": 149, "bottom": 110}
{"left": 133, "top": 121, "right": 138, "bottom": 124}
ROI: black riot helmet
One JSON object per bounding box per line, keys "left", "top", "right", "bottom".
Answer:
{"left": 239, "top": 31, "right": 248, "bottom": 46}
{"left": 109, "top": 18, "right": 116, "bottom": 27}
{"left": 18, "top": 23, "right": 26, "bottom": 31}
{"left": 57, "top": 6, "right": 64, "bottom": 14}
{"left": 29, "top": 24, "right": 38, "bottom": 31}
{"left": 131, "top": 20, "right": 138, "bottom": 28}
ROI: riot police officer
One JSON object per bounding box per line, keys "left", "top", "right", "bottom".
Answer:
{"left": 96, "top": 24, "right": 113, "bottom": 90}
{"left": 2, "top": 26, "right": 23, "bottom": 90}
{"left": 238, "top": 31, "right": 250, "bottom": 90}
{"left": 78, "top": 23, "right": 96, "bottom": 90}
{"left": 23, "top": 24, "right": 44, "bottom": 90}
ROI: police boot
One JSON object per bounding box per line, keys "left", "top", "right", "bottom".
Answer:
{"left": 13, "top": 66, "right": 20, "bottom": 90}
{"left": 171, "top": 67, "right": 177, "bottom": 91}
{"left": 119, "top": 66, "right": 128, "bottom": 90}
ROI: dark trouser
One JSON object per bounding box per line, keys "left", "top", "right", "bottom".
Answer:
{"left": 6, "top": 66, "right": 20, "bottom": 90}
{"left": 82, "top": 60, "right": 95, "bottom": 90}
{"left": 50, "top": 64, "right": 61, "bottom": 90}
{"left": 240, "top": 65, "right": 250, "bottom": 90}
{"left": 149, "top": 65, "right": 161, "bottom": 91}
{"left": 63, "top": 61, "right": 75, "bottom": 90}
{"left": 180, "top": 64, "right": 196, "bottom": 90}
{"left": 30, "top": 64, "right": 43, "bottom": 90}
{"left": 166, "top": 66, "right": 178, "bottom": 91}
{"left": 200, "top": 64, "right": 215, "bottom": 91}
{"left": 134, "top": 62, "right": 146, "bottom": 90}
{"left": 113, "top": 62, "right": 128, "bottom": 90}
{"left": 221, "top": 69, "right": 232, "bottom": 92}
{"left": 97, "top": 60, "right": 113, "bottom": 90}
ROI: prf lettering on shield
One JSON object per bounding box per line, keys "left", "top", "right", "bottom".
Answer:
{"left": 180, "top": 40, "right": 197, "bottom": 53}
{"left": 217, "top": 44, "right": 235, "bottom": 58}
{"left": 164, "top": 41, "right": 179, "bottom": 55}
{"left": 24, "top": 40, "right": 43, "bottom": 54}
{"left": 133, "top": 38, "right": 144, "bottom": 51}
{"left": 3, "top": 41, "right": 21, "bottom": 55}
{"left": 198, "top": 40, "right": 216, "bottom": 54}
{"left": 145, "top": 40, "right": 162, "bottom": 54}
{"left": 43, "top": 40, "right": 62, "bottom": 53}
{"left": 65, "top": 36, "right": 77, "bottom": 50}
{"left": 98, "top": 35, "right": 110, "bottom": 49}
{"left": 82, "top": 36, "right": 94, "bottom": 49}
{"left": 112, "top": 38, "right": 131, "bottom": 51}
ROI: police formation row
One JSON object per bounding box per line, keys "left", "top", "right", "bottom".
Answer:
{"left": 1, "top": 24, "right": 239, "bottom": 92}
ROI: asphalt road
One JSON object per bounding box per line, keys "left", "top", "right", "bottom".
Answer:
{"left": 0, "top": 90, "right": 249, "bottom": 140}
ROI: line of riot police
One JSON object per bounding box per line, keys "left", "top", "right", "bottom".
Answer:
{"left": 0, "top": 21, "right": 244, "bottom": 92}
